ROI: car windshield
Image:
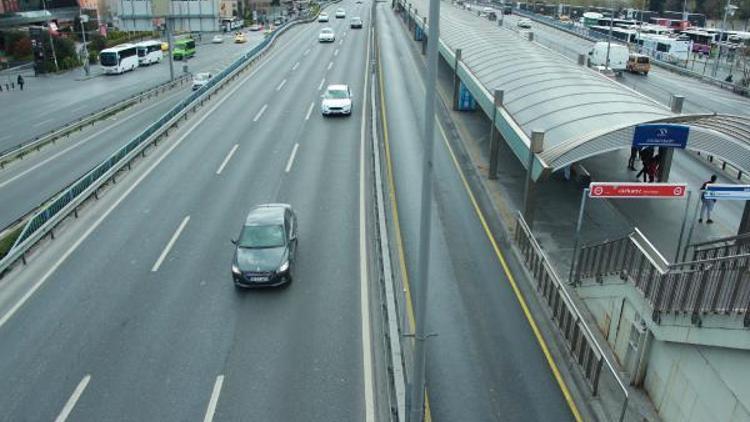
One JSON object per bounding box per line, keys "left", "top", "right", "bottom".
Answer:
{"left": 321, "top": 28, "right": 333, "bottom": 34}
{"left": 326, "top": 88, "right": 349, "bottom": 99}
{"left": 239, "top": 224, "right": 286, "bottom": 248}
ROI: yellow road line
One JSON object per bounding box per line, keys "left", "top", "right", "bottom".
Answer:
{"left": 436, "top": 121, "right": 583, "bottom": 422}
{"left": 377, "top": 36, "right": 432, "bottom": 422}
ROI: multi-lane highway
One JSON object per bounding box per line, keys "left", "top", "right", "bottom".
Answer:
{"left": 0, "top": 30, "right": 265, "bottom": 152}
{"left": 0, "top": 2, "right": 383, "bottom": 420}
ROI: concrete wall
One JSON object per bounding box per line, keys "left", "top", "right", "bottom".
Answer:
{"left": 577, "top": 280, "right": 750, "bottom": 422}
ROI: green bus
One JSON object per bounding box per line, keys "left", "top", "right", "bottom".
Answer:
{"left": 173, "top": 38, "right": 196, "bottom": 60}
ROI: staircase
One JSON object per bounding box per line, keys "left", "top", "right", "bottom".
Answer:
{"left": 574, "top": 229, "right": 750, "bottom": 327}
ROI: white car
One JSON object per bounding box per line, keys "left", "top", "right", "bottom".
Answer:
{"left": 319, "top": 27, "right": 335, "bottom": 43}
{"left": 321, "top": 84, "right": 352, "bottom": 116}
{"left": 517, "top": 18, "right": 532, "bottom": 28}
{"left": 335, "top": 8, "right": 346, "bottom": 18}
{"left": 318, "top": 12, "right": 329, "bottom": 22}
{"left": 192, "top": 72, "right": 212, "bottom": 90}
{"left": 211, "top": 35, "right": 223, "bottom": 43}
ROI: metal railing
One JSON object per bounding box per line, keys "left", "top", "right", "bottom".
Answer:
{"left": 514, "top": 213, "right": 628, "bottom": 422}
{"left": 690, "top": 232, "right": 750, "bottom": 261}
{"left": 576, "top": 231, "right": 750, "bottom": 326}
{"left": 0, "top": 8, "right": 329, "bottom": 278}
{"left": 0, "top": 74, "right": 191, "bottom": 168}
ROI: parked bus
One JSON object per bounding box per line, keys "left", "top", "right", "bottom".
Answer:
{"left": 99, "top": 44, "right": 139, "bottom": 74}
{"left": 136, "top": 40, "right": 163, "bottom": 65}
{"left": 680, "top": 29, "right": 717, "bottom": 54}
{"left": 636, "top": 33, "right": 691, "bottom": 63}
{"left": 173, "top": 38, "right": 196, "bottom": 60}
{"left": 591, "top": 26, "right": 638, "bottom": 43}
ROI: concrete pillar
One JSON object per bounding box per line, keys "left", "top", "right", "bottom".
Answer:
{"left": 578, "top": 53, "right": 586, "bottom": 66}
{"left": 527, "top": 31, "right": 534, "bottom": 41}
{"left": 523, "top": 130, "right": 545, "bottom": 227}
{"left": 658, "top": 95, "right": 685, "bottom": 182}
{"left": 421, "top": 18, "right": 427, "bottom": 55}
{"left": 452, "top": 48, "right": 462, "bottom": 111}
{"left": 488, "top": 89, "right": 504, "bottom": 179}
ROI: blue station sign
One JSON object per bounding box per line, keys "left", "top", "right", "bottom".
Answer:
{"left": 633, "top": 124, "right": 690, "bottom": 149}
{"left": 703, "top": 184, "right": 750, "bottom": 201}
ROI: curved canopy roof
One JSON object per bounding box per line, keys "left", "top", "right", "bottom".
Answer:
{"left": 405, "top": 0, "right": 750, "bottom": 178}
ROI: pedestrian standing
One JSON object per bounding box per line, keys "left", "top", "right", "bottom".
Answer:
{"left": 699, "top": 174, "right": 718, "bottom": 224}
{"left": 636, "top": 147, "right": 654, "bottom": 182}
{"left": 627, "top": 146, "right": 638, "bottom": 171}
{"left": 17, "top": 74, "right": 24, "bottom": 91}
{"left": 646, "top": 154, "right": 660, "bottom": 182}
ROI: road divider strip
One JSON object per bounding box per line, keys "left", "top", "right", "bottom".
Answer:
{"left": 216, "top": 144, "right": 239, "bottom": 175}
{"left": 305, "top": 102, "right": 315, "bottom": 121}
{"left": 151, "top": 215, "right": 190, "bottom": 272}
{"left": 203, "top": 375, "right": 224, "bottom": 422}
{"left": 253, "top": 104, "right": 268, "bottom": 122}
{"left": 285, "top": 143, "right": 300, "bottom": 173}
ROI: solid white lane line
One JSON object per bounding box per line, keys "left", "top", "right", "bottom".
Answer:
{"left": 151, "top": 215, "right": 190, "bottom": 272}
{"left": 203, "top": 375, "right": 225, "bottom": 422}
{"left": 54, "top": 374, "right": 91, "bottom": 422}
{"left": 327, "top": 61, "right": 333, "bottom": 70}
{"left": 276, "top": 79, "right": 287, "bottom": 91}
{"left": 253, "top": 104, "right": 268, "bottom": 122}
{"left": 359, "top": 26, "right": 375, "bottom": 422}
{"left": 0, "top": 91, "right": 184, "bottom": 189}
{"left": 318, "top": 78, "right": 326, "bottom": 91}
{"left": 334, "top": 49, "right": 339, "bottom": 56}
{"left": 216, "top": 144, "right": 239, "bottom": 175}
{"left": 33, "top": 118, "right": 53, "bottom": 128}
{"left": 292, "top": 62, "right": 300, "bottom": 71}
{"left": 0, "top": 42, "right": 280, "bottom": 331}
{"left": 285, "top": 143, "right": 300, "bottom": 173}
{"left": 305, "top": 102, "right": 315, "bottom": 121}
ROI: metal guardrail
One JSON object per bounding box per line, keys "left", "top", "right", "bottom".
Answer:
{"left": 576, "top": 230, "right": 750, "bottom": 326}
{"left": 513, "top": 9, "right": 750, "bottom": 97}
{"left": 690, "top": 232, "right": 750, "bottom": 261}
{"left": 0, "top": 9, "right": 327, "bottom": 277}
{"left": 0, "top": 74, "right": 191, "bottom": 168}
{"left": 514, "top": 213, "right": 628, "bottom": 422}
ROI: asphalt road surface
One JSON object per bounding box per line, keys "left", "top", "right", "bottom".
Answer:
{"left": 0, "top": 30, "right": 266, "bottom": 153}
{"left": 0, "top": 2, "right": 381, "bottom": 420}
{"left": 377, "top": 4, "right": 576, "bottom": 421}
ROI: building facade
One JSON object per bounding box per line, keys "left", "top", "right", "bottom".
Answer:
{"left": 114, "top": 0, "right": 221, "bottom": 32}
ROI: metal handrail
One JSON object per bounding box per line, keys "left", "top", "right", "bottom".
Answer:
{"left": 690, "top": 232, "right": 750, "bottom": 248}
{"left": 0, "top": 8, "right": 330, "bottom": 277}
{"left": 515, "top": 213, "right": 628, "bottom": 422}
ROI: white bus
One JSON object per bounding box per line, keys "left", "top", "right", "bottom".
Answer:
{"left": 636, "top": 33, "right": 691, "bottom": 63}
{"left": 136, "top": 40, "right": 163, "bottom": 65}
{"left": 99, "top": 44, "right": 139, "bottom": 74}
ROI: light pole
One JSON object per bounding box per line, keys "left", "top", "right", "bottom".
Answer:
{"left": 712, "top": 0, "right": 738, "bottom": 78}
{"left": 79, "top": 10, "right": 90, "bottom": 76}
{"left": 605, "top": 0, "right": 614, "bottom": 69}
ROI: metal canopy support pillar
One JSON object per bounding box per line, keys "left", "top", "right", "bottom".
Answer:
{"left": 523, "top": 130, "right": 545, "bottom": 228}
{"left": 658, "top": 95, "right": 685, "bottom": 182}
{"left": 452, "top": 48, "right": 462, "bottom": 110}
{"left": 488, "top": 89, "right": 503, "bottom": 179}
{"left": 421, "top": 18, "right": 427, "bottom": 55}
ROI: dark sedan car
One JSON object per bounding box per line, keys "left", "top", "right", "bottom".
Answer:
{"left": 231, "top": 204, "right": 297, "bottom": 288}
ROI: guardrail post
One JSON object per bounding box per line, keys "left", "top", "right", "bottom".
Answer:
{"left": 452, "top": 49, "right": 462, "bottom": 110}
{"left": 488, "top": 89, "right": 503, "bottom": 179}
{"left": 522, "top": 130, "right": 544, "bottom": 229}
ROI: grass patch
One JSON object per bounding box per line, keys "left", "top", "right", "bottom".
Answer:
{"left": 0, "top": 225, "right": 22, "bottom": 260}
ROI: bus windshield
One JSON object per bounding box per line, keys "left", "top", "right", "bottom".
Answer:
{"left": 100, "top": 52, "right": 119, "bottom": 66}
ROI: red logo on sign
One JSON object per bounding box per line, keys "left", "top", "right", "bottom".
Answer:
{"left": 589, "top": 183, "right": 687, "bottom": 199}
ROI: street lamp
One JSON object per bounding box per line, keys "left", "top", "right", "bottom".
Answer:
{"left": 712, "top": 0, "right": 738, "bottom": 78}
{"left": 79, "top": 11, "right": 90, "bottom": 76}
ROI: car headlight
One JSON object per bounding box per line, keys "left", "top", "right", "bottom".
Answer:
{"left": 278, "top": 260, "right": 289, "bottom": 273}
{"left": 231, "top": 264, "right": 241, "bottom": 274}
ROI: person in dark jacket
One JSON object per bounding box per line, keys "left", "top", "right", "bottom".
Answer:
{"left": 16, "top": 74, "right": 24, "bottom": 91}
{"left": 627, "top": 146, "right": 638, "bottom": 171}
